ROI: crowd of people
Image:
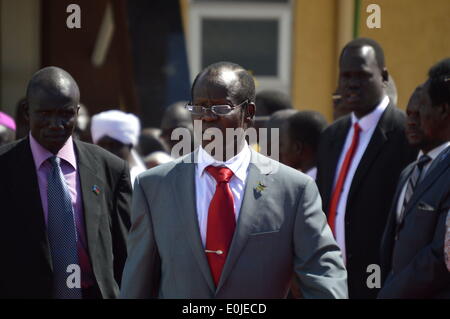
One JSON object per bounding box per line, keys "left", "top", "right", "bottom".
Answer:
{"left": 0, "top": 37, "right": 449, "bottom": 299}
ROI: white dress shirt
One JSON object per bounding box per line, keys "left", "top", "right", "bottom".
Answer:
{"left": 334, "top": 95, "right": 389, "bottom": 262}
{"left": 305, "top": 166, "right": 317, "bottom": 180}
{"left": 395, "top": 141, "right": 450, "bottom": 221}
{"left": 195, "top": 143, "right": 251, "bottom": 247}
{"left": 130, "top": 149, "right": 147, "bottom": 187}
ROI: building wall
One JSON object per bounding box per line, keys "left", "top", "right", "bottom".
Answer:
{"left": 0, "top": 0, "right": 41, "bottom": 116}
{"left": 291, "top": 0, "right": 338, "bottom": 121}
{"left": 358, "top": 0, "right": 450, "bottom": 110}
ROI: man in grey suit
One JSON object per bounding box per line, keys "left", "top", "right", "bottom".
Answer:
{"left": 120, "top": 62, "right": 347, "bottom": 299}
{"left": 379, "top": 58, "right": 450, "bottom": 298}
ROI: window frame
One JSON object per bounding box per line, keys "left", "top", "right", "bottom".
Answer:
{"left": 187, "top": 1, "right": 293, "bottom": 95}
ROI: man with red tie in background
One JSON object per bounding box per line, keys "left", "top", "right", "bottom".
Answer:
{"left": 316, "top": 38, "right": 417, "bottom": 298}
{"left": 120, "top": 61, "right": 347, "bottom": 298}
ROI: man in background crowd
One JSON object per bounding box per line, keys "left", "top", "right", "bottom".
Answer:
{"left": 316, "top": 38, "right": 417, "bottom": 298}
{"left": 91, "top": 110, "right": 146, "bottom": 186}
{"left": 280, "top": 110, "right": 328, "bottom": 180}
{"left": 379, "top": 58, "right": 450, "bottom": 298}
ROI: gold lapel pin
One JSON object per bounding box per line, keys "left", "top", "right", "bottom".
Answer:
{"left": 255, "top": 181, "right": 267, "bottom": 193}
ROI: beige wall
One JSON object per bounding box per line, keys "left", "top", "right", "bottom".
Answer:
{"left": 291, "top": 0, "right": 338, "bottom": 122}
{"left": 1, "top": 0, "right": 41, "bottom": 116}
{"left": 358, "top": 0, "right": 450, "bottom": 109}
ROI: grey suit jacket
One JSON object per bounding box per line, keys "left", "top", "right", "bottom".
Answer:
{"left": 120, "top": 149, "right": 348, "bottom": 298}
{"left": 379, "top": 146, "right": 450, "bottom": 298}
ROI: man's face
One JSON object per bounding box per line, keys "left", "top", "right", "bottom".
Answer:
{"left": 279, "top": 125, "right": 299, "bottom": 168}
{"left": 192, "top": 73, "right": 254, "bottom": 158}
{"left": 27, "top": 94, "right": 79, "bottom": 154}
{"left": 161, "top": 110, "right": 193, "bottom": 151}
{"left": 339, "top": 46, "right": 386, "bottom": 118}
{"left": 405, "top": 89, "right": 426, "bottom": 148}
{"left": 418, "top": 83, "right": 448, "bottom": 151}
{"left": 96, "top": 135, "right": 131, "bottom": 161}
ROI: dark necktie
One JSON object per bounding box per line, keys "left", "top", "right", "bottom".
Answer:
{"left": 328, "top": 122, "right": 361, "bottom": 236}
{"left": 205, "top": 166, "right": 236, "bottom": 286}
{"left": 397, "top": 154, "right": 432, "bottom": 224}
{"left": 47, "top": 156, "right": 82, "bottom": 299}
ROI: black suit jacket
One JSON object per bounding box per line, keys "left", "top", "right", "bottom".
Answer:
{"left": 316, "top": 104, "right": 417, "bottom": 298}
{"left": 0, "top": 137, "right": 132, "bottom": 298}
{"left": 379, "top": 146, "right": 450, "bottom": 298}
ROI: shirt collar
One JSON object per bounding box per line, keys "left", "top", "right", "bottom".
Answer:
{"left": 197, "top": 142, "right": 251, "bottom": 183}
{"left": 417, "top": 141, "right": 450, "bottom": 162}
{"left": 351, "top": 95, "right": 389, "bottom": 132}
{"left": 305, "top": 167, "right": 317, "bottom": 180}
{"left": 29, "top": 132, "right": 77, "bottom": 170}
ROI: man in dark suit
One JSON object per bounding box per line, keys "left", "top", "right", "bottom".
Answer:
{"left": 379, "top": 58, "right": 450, "bottom": 298}
{"left": 316, "top": 38, "right": 417, "bottom": 298}
{"left": 0, "top": 66, "right": 132, "bottom": 299}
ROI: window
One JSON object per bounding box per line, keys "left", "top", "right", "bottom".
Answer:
{"left": 188, "top": 0, "right": 292, "bottom": 94}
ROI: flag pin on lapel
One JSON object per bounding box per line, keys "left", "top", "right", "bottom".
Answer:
{"left": 92, "top": 185, "right": 100, "bottom": 195}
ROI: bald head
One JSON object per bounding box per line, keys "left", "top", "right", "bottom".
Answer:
{"left": 27, "top": 66, "right": 80, "bottom": 109}
{"left": 192, "top": 62, "right": 256, "bottom": 104}
{"left": 25, "top": 66, "right": 80, "bottom": 154}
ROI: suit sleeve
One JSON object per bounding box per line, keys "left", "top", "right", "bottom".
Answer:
{"left": 120, "top": 176, "right": 161, "bottom": 298}
{"left": 111, "top": 160, "right": 132, "bottom": 287}
{"left": 378, "top": 195, "right": 450, "bottom": 298}
{"left": 293, "top": 178, "right": 348, "bottom": 298}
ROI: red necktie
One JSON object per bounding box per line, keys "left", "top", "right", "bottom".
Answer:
{"left": 328, "top": 123, "right": 361, "bottom": 236}
{"left": 205, "top": 166, "right": 236, "bottom": 286}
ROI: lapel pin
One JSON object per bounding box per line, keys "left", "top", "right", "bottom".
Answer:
{"left": 92, "top": 185, "right": 101, "bottom": 195}
{"left": 255, "top": 181, "right": 267, "bottom": 193}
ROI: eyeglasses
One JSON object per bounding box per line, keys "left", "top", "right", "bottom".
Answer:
{"left": 185, "top": 99, "right": 248, "bottom": 116}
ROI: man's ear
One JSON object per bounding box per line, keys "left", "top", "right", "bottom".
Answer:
{"left": 439, "top": 102, "right": 449, "bottom": 119}
{"left": 76, "top": 104, "right": 81, "bottom": 115}
{"left": 24, "top": 101, "right": 30, "bottom": 122}
{"left": 293, "top": 141, "right": 303, "bottom": 155}
{"left": 382, "top": 68, "right": 389, "bottom": 83}
{"left": 245, "top": 102, "right": 256, "bottom": 122}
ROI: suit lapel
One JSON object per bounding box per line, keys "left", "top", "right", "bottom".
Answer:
{"left": 12, "top": 138, "right": 52, "bottom": 271}
{"left": 347, "top": 105, "right": 394, "bottom": 208}
{"left": 74, "top": 141, "right": 104, "bottom": 267}
{"left": 404, "top": 146, "right": 450, "bottom": 217}
{"left": 216, "top": 150, "right": 274, "bottom": 293}
{"left": 171, "top": 152, "right": 216, "bottom": 293}
{"left": 380, "top": 163, "right": 414, "bottom": 271}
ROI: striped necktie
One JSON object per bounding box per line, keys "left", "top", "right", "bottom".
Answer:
{"left": 397, "top": 154, "right": 432, "bottom": 224}
{"left": 47, "top": 156, "right": 82, "bottom": 299}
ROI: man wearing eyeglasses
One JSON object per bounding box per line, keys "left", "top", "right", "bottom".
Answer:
{"left": 120, "top": 61, "right": 347, "bottom": 299}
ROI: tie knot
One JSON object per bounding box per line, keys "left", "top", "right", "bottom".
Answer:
{"left": 417, "top": 154, "right": 431, "bottom": 169}
{"left": 206, "top": 166, "right": 234, "bottom": 183}
{"left": 49, "top": 156, "right": 61, "bottom": 167}
{"left": 353, "top": 122, "right": 361, "bottom": 133}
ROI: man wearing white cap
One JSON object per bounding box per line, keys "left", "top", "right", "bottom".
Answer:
{"left": 91, "top": 110, "right": 146, "bottom": 185}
